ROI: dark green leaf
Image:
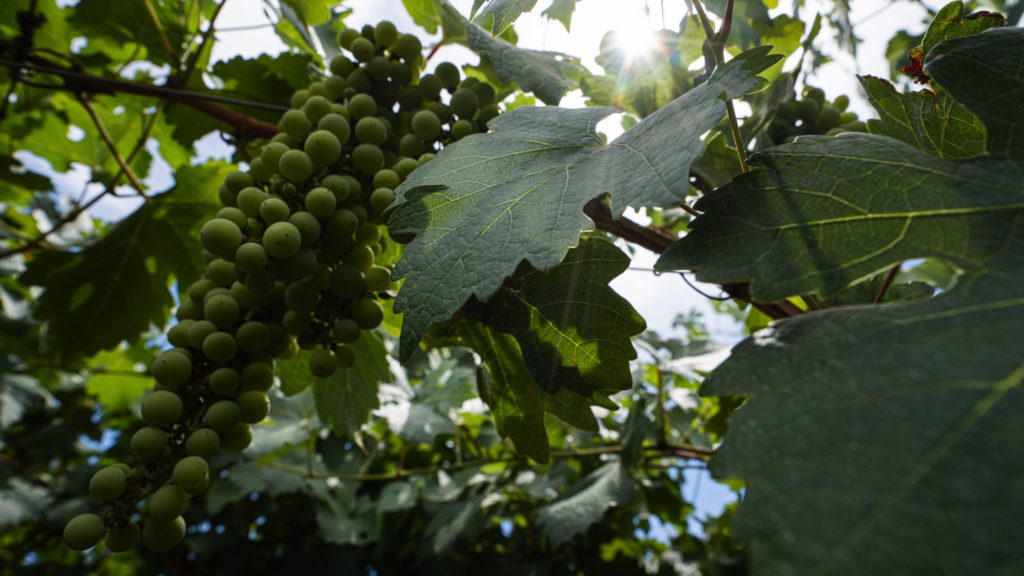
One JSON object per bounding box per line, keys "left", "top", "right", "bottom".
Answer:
{"left": 920, "top": 1, "right": 1006, "bottom": 58}
{"left": 701, "top": 274, "right": 1024, "bottom": 575}
{"left": 312, "top": 332, "right": 389, "bottom": 438}
{"left": 378, "top": 480, "right": 418, "bottom": 514}
{"left": 20, "top": 162, "right": 230, "bottom": 360}
{"left": 423, "top": 495, "right": 484, "bottom": 555}
{"left": 402, "top": 0, "right": 441, "bottom": 34}
{"left": 390, "top": 53, "right": 772, "bottom": 359}
{"left": 535, "top": 461, "right": 634, "bottom": 548}
{"left": 0, "top": 476, "right": 54, "bottom": 528}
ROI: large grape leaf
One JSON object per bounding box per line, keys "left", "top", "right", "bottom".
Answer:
{"left": 460, "top": 322, "right": 599, "bottom": 463}
{"left": 656, "top": 28, "right": 1024, "bottom": 301}
{"left": 390, "top": 49, "right": 780, "bottom": 360}
{"left": 312, "top": 332, "right": 390, "bottom": 438}
{"left": 19, "top": 162, "right": 230, "bottom": 361}
{"left": 700, "top": 273, "right": 1024, "bottom": 574}
{"left": 542, "top": 0, "right": 578, "bottom": 32}
{"left": 483, "top": 236, "right": 645, "bottom": 397}
{"left": 535, "top": 461, "right": 633, "bottom": 548}
{"left": 474, "top": 0, "right": 537, "bottom": 36}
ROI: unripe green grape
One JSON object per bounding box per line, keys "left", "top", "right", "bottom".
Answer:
{"left": 279, "top": 336, "right": 299, "bottom": 360}
{"left": 324, "top": 75, "right": 347, "bottom": 101}
{"left": 187, "top": 319, "right": 217, "bottom": 349}
{"left": 260, "top": 142, "right": 290, "bottom": 175}
{"left": 131, "top": 426, "right": 168, "bottom": 464}
{"left": 204, "top": 294, "right": 240, "bottom": 329}
{"left": 151, "top": 350, "right": 191, "bottom": 390}
{"left": 430, "top": 102, "right": 453, "bottom": 124}
{"left": 236, "top": 186, "right": 268, "bottom": 217}
{"left": 269, "top": 132, "right": 293, "bottom": 145}
{"left": 167, "top": 320, "right": 193, "bottom": 348}
{"left": 141, "top": 390, "right": 183, "bottom": 428}
{"left": 818, "top": 105, "right": 842, "bottom": 130}
{"left": 477, "top": 104, "right": 500, "bottom": 126}
{"left": 355, "top": 116, "right": 388, "bottom": 145}
{"left": 283, "top": 309, "right": 312, "bottom": 334}
{"left": 451, "top": 119, "right": 475, "bottom": 140}
{"left": 149, "top": 484, "right": 189, "bottom": 521}
{"left": 350, "top": 36, "right": 375, "bottom": 62}
{"left": 308, "top": 348, "right": 338, "bottom": 378}
{"left": 345, "top": 244, "right": 375, "bottom": 271}
{"left": 305, "top": 186, "right": 337, "bottom": 218}
{"left": 332, "top": 318, "right": 360, "bottom": 343}
{"left": 347, "top": 69, "right": 373, "bottom": 93}
{"left": 200, "top": 218, "right": 242, "bottom": 259}
{"left": 471, "top": 82, "right": 496, "bottom": 106}
{"left": 304, "top": 129, "right": 342, "bottom": 169}
{"left": 339, "top": 26, "right": 361, "bottom": 49}
{"left": 208, "top": 367, "right": 239, "bottom": 396}
{"left": 282, "top": 279, "right": 317, "bottom": 314}
{"left": 142, "top": 516, "right": 186, "bottom": 552}
{"left": 241, "top": 361, "right": 275, "bottom": 392}
{"left": 330, "top": 54, "right": 355, "bottom": 76}
{"left": 374, "top": 20, "right": 398, "bottom": 47}
{"left": 327, "top": 209, "right": 359, "bottom": 240}
{"left": 287, "top": 211, "right": 321, "bottom": 246}
{"left": 205, "top": 400, "right": 241, "bottom": 433}
{"left": 231, "top": 281, "right": 261, "bottom": 309}
{"left": 356, "top": 222, "right": 381, "bottom": 245}
{"left": 225, "top": 170, "right": 254, "bottom": 193}
{"left": 281, "top": 108, "right": 312, "bottom": 140}
{"left": 372, "top": 169, "right": 399, "bottom": 190}
{"left": 367, "top": 55, "right": 392, "bottom": 82}
{"left": 237, "top": 390, "right": 271, "bottom": 424}
{"left": 803, "top": 86, "right": 825, "bottom": 103}
{"left": 397, "top": 86, "right": 423, "bottom": 111}
{"left": 370, "top": 187, "right": 396, "bottom": 215}
{"left": 365, "top": 265, "right": 392, "bottom": 292}
{"left": 308, "top": 81, "right": 328, "bottom": 98}
{"left": 216, "top": 207, "right": 247, "bottom": 229}
{"left": 63, "top": 513, "right": 105, "bottom": 551}
{"left": 393, "top": 156, "right": 419, "bottom": 178}
{"left": 202, "top": 331, "right": 237, "bottom": 363}
{"left": 450, "top": 88, "right": 479, "bottom": 119}
{"left": 201, "top": 286, "right": 231, "bottom": 305}
{"left": 235, "top": 242, "right": 268, "bottom": 274}
{"left": 263, "top": 221, "right": 302, "bottom": 259}
{"left": 839, "top": 111, "right": 857, "bottom": 125}
{"left": 303, "top": 95, "right": 332, "bottom": 125}
{"left": 349, "top": 93, "right": 377, "bottom": 119}
{"left": 411, "top": 110, "right": 441, "bottom": 141}
{"left": 330, "top": 264, "right": 366, "bottom": 299}
{"left": 278, "top": 149, "right": 314, "bottom": 183}
{"left": 220, "top": 422, "right": 253, "bottom": 452}
{"left": 290, "top": 88, "right": 309, "bottom": 109}
{"left": 259, "top": 197, "right": 291, "bottom": 224}
{"left": 795, "top": 98, "right": 820, "bottom": 121}
{"left": 351, "top": 298, "right": 384, "bottom": 330}
{"left": 343, "top": 175, "right": 364, "bottom": 200}
{"left": 248, "top": 157, "right": 273, "bottom": 183}
{"left": 297, "top": 334, "right": 317, "bottom": 350}
{"left": 393, "top": 63, "right": 415, "bottom": 87}
{"left": 352, "top": 143, "right": 385, "bottom": 174}
{"left": 218, "top": 184, "right": 236, "bottom": 207}
{"left": 106, "top": 521, "right": 140, "bottom": 553}
{"left": 418, "top": 74, "right": 442, "bottom": 100}
{"left": 435, "top": 61, "right": 460, "bottom": 90}
{"left": 89, "top": 465, "right": 128, "bottom": 501}
{"left": 206, "top": 259, "right": 236, "bottom": 286}
{"left": 318, "top": 113, "right": 351, "bottom": 146}
{"left": 236, "top": 321, "right": 270, "bottom": 355}
{"left": 392, "top": 33, "right": 422, "bottom": 61}
{"left": 833, "top": 94, "right": 850, "bottom": 111}
{"left": 335, "top": 343, "right": 356, "bottom": 368}
{"left": 400, "top": 133, "right": 424, "bottom": 157}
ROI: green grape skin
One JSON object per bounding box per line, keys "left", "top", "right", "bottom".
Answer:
{"left": 278, "top": 149, "right": 315, "bottom": 183}
{"left": 370, "top": 187, "right": 396, "bottom": 215}
{"left": 236, "top": 186, "right": 268, "bottom": 217}
{"left": 220, "top": 422, "right": 253, "bottom": 452}
{"left": 471, "top": 82, "right": 496, "bottom": 107}
{"left": 392, "top": 157, "right": 419, "bottom": 179}
{"left": 202, "top": 331, "right": 238, "bottom": 363}
{"left": 329, "top": 264, "right": 366, "bottom": 299}
{"left": 326, "top": 77, "right": 348, "bottom": 101}
{"left": 450, "top": 88, "right": 480, "bottom": 119}
{"left": 260, "top": 143, "right": 290, "bottom": 175}
{"left": 206, "top": 259, "right": 236, "bottom": 286}
{"left": 89, "top": 465, "right": 128, "bottom": 501}
{"left": 63, "top": 513, "right": 106, "bottom": 551}
{"left": 335, "top": 343, "right": 356, "bottom": 368}
{"left": 216, "top": 207, "right": 248, "bottom": 229}
{"left": 188, "top": 278, "right": 215, "bottom": 303}
{"left": 391, "top": 33, "right": 422, "bottom": 61}
{"left": 330, "top": 54, "right": 355, "bottom": 76}
{"left": 318, "top": 113, "right": 351, "bottom": 145}
{"left": 419, "top": 152, "right": 436, "bottom": 165}
{"left": 200, "top": 218, "right": 242, "bottom": 260}
{"left": 352, "top": 143, "right": 385, "bottom": 174}
{"left": 203, "top": 294, "right": 240, "bottom": 329}
{"left": 283, "top": 309, "right": 312, "bottom": 335}
{"left": 237, "top": 390, "right": 271, "bottom": 424}
{"left": 397, "top": 86, "right": 423, "bottom": 111}
{"left": 349, "top": 93, "right": 377, "bottom": 120}
{"left": 818, "top": 105, "right": 842, "bottom": 130}
{"left": 235, "top": 242, "right": 268, "bottom": 274}
{"left": 218, "top": 184, "right": 236, "bottom": 207}
{"left": 839, "top": 111, "right": 858, "bottom": 125}
{"left": 241, "top": 361, "right": 275, "bottom": 392}
{"left": 327, "top": 208, "right": 359, "bottom": 239}
{"left": 279, "top": 336, "right": 300, "bottom": 360}
{"left": 321, "top": 174, "right": 351, "bottom": 202}
{"left": 367, "top": 55, "right": 392, "bottom": 82}
{"left": 149, "top": 484, "right": 189, "bottom": 521}
{"left": 308, "top": 81, "right": 327, "bottom": 99}
{"left": 803, "top": 86, "right": 825, "bottom": 103}
{"left": 365, "top": 265, "right": 392, "bottom": 292}
{"left": 248, "top": 157, "right": 273, "bottom": 183}
{"left": 392, "top": 62, "right": 414, "bottom": 86}
{"left": 375, "top": 20, "right": 398, "bottom": 47}
{"left": 795, "top": 98, "right": 820, "bottom": 121}
{"left": 411, "top": 110, "right": 441, "bottom": 141}
{"left": 476, "top": 104, "right": 500, "bottom": 126}
{"left": 167, "top": 320, "right": 193, "bottom": 349}
{"left": 141, "top": 390, "right": 183, "bottom": 428}
{"left": 308, "top": 348, "right": 338, "bottom": 378}
{"left": 451, "top": 119, "right": 475, "bottom": 140}
{"left": 418, "top": 73, "right": 443, "bottom": 100}
{"left": 131, "top": 426, "right": 168, "bottom": 463}
{"left": 429, "top": 102, "right": 453, "bottom": 125}
{"left": 350, "top": 36, "right": 375, "bottom": 62}
{"left": 151, "top": 350, "right": 191, "bottom": 390}
{"left": 330, "top": 320, "right": 359, "bottom": 347}
{"left": 288, "top": 211, "right": 322, "bottom": 245}
{"left": 372, "top": 169, "right": 400, "bottom": 190}
{"left": 342, "top": 175, "right": 364, "bottom": 200}
{"left": 208, "top": 366, "right": 239, "bottom": 396}
{"left": 304, "top": 95, "right": 332, "bottom": 123}
{"left": 355, "top": 116, "right": 388, "bottom": 145}
{"left": 231, "top": 281, "right": 261, "bottom": 309}
{"left": 351, "top": 298, "right": 384, "bottom": 330}
{"left": 290, "top": 88, "right": 309, "bottom": 109}
{"left": 305, "top": 186, "right": 337, "bottom": 218}
{"left": 187, "top": 319, "right": 218, "bottom": 349}
{"left": 201, "top": 286, "right": 231, "bottom": 305}
{"left": 434, "top": 61, "right": 460, "bottom": 90}
{"left": 205, "top": 400, "right": 241, "bottom": 432}
{"left": 347, "top": 69, "right": 373, "bottom": 93}
{"left": 345, "top": 244, "right": 376, "bottom": 271}
{"left": 235, "top": 321, "right": 271, "bottom": 355}
{"left": 259, "top": 197, "right": 291, "bottom": 224}
{"left": 142, "top": 516, "right": 186, "bottom": 552}
{"left": 356, "top": 222, "right": 381, "bottom": 245}
{"left": 280, "top": 108, "right": 312, "bottom": 140}
{"left": 339, "top": 27, "right": 361, "bottom": 49}
{"left": 106, "top": 522, "right": 140, "bottom": 553}
{"left": 263, "top": 221, "right": 303, "bottom": 259}
{"left": 284, "top": 281, "right": 319, "bottom": 315}
{"left": 305, "top": 129, "right": 343, "bottom": 169}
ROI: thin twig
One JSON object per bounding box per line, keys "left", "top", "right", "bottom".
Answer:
{"left": 143, "top": 0, "right": 178, "bottom": 59}
{"left": 75, "top": 94, "right": 147, "bottom": 196}
{"left": 178, "top": 0, "right": 229, "bottom": 85}
{"left": 874, "top": 264, "right": 901, "bottom": 304}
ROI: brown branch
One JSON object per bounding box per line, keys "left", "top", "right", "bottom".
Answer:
{"left": 874, "top": 264, "right": 901, "bottom": 304}
{"left": 143, "top": 0, "right": 178, "bottom": 60}
{"left": 75, "top": 93, "right": 147, "bottom": 196}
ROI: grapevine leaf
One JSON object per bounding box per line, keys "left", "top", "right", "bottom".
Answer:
{"left": 68, "top": 0, "right": 187, "bottom": 68}
{"left": 701, "top": 273, "right": 1024, "bottom": 575}
{"left": 399, "top": 404, "right": 455, "bottom": 445}
{"left": 312, "top": 332, "right": 389, "bottom": 438}
{"left": 19, "top": 162, "right": 231, "bottom": 360}
{"left": 276, "top": 349, "right": 316, "bottom": 396}
{"left": 390, "top": 51, "right": 776, "bottom": 360}
{"left": 484, "top": 236, "right": 645, "bottom": 397}
{"left": 860, "top": 75, "right": 986, "bottom": 158}
{"left": 460, "top": 322, "right": 599, "bottom": 464}
{"left": 535, "top": 461, "right": 634, "bottom": 548}
{"left": 0, "top": 363, "right": 54, "bottom": 431}
{"left": 85, "top": 347, "right": 154, "bottom": 413}
{"left": 920, "top": 1, "right": 1006, "bottom": 63}
{"left": 315, "top": 494, "right": 377, "bottom": 546}
{"left": 423, "top": 495, "right": 485, "bottom": 555}
{"left": 402, "top": 0, "right": 441, "bottom": 34}
{"left": 378, "top": 481, "right": 419, "bottom": 514}
{"left": 542, "top": 0, "right": 578, "bottom": 32}
{"left": 474, "top": 0, "right": 537, "bottom": 37}
{"left": 0, "top": 476, "right": 54, "bottom": 528}
{"left": 464, "top": 20, "right": 582, "bottom": 105}
{"left": 656, "top": 29, "right": 1024, "bottom": 301}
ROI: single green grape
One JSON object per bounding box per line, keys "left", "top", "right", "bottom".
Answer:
{"left": 351, "top": 298, "right": 384, "bottom": 330}
{"left": 202, "top": 331, "right": 238, "bottom": 363}
{"left": 220, "top": 422, "right": 253, "bottom": 452}
{"left": 105, "top": 522, "right": 140, "bottom": 553}
{"left": 185, "top": 427, "right": 221, "bottom": 458}
{"left": 131, "top": 427, "right": 168, "bottom": 464}
{"left": 278, "top": 149, "right": 314, "bottom": 183}
{"left": 237, "top": 390, "right": 271, "bottom": 424}
{"left": 304, "top": 129, "right": 342, "bottom": 169}
{"left": 280, "top": 108, "right": 312, "bottom": 140}
{"left": 308, "top": 348, "right": 338, "bottom": 378}
{"left": 263, "top": 221, "right": 303, "bottom": 259}
{"left": 305, "top": 186, "right": 337, "bottom": 218}
{"left": 200, "top": 218, "right": 242, "bottom": 260}
{"left": 411, "top": 110, "right": 441, "bottom": 141}
{"left": 204, "top": 294, "right": 240, "bottom": 329}
{"left": 434, "top": 61, "right": 460, "bottom": 90}
{"left": 89, "top": 465, "right": 128, "bottom": 501}
{"left": 241, "top": 362, "right": 275, "bottom": 392}
{"left": 149, "top": 484, "right": 189, "bottom": 521}
{"left": 352, "top": 143, "right": 385, "bottom": 174}
{"left": 259, "top": 197, "right": 291, "bottom": 224}
{"left": 142, "top": 516, "right": 186, "bottom": 552}
{"left": 63, "top": 513, "right": 106, "bottom": 551}
{"left": 151, "top": 350, "right": 191, "bottom": 390}
{"left": 204, "top": 400, "right": 241, "bottom": 432}
{"left": 141, "top": 390, "right": 183, "bottom": 428}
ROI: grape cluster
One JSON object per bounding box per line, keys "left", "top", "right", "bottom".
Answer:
{"left": 770, "top": 86, "right": 867, "bottom": 143}
{"left": 63, "top": 21, "right": 497, "bottom": 554}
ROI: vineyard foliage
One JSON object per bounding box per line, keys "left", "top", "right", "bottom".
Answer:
{"left": 1, "top": 0, "right": 1022, "bottom": 574}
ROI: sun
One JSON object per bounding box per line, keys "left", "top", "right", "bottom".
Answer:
{"left": 608, "top": 10, "right": 661, "bottom": 64}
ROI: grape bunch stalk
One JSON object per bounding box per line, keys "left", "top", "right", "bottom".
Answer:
{"left": 62, "top": 20, "right": 499, "bottom": 554}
